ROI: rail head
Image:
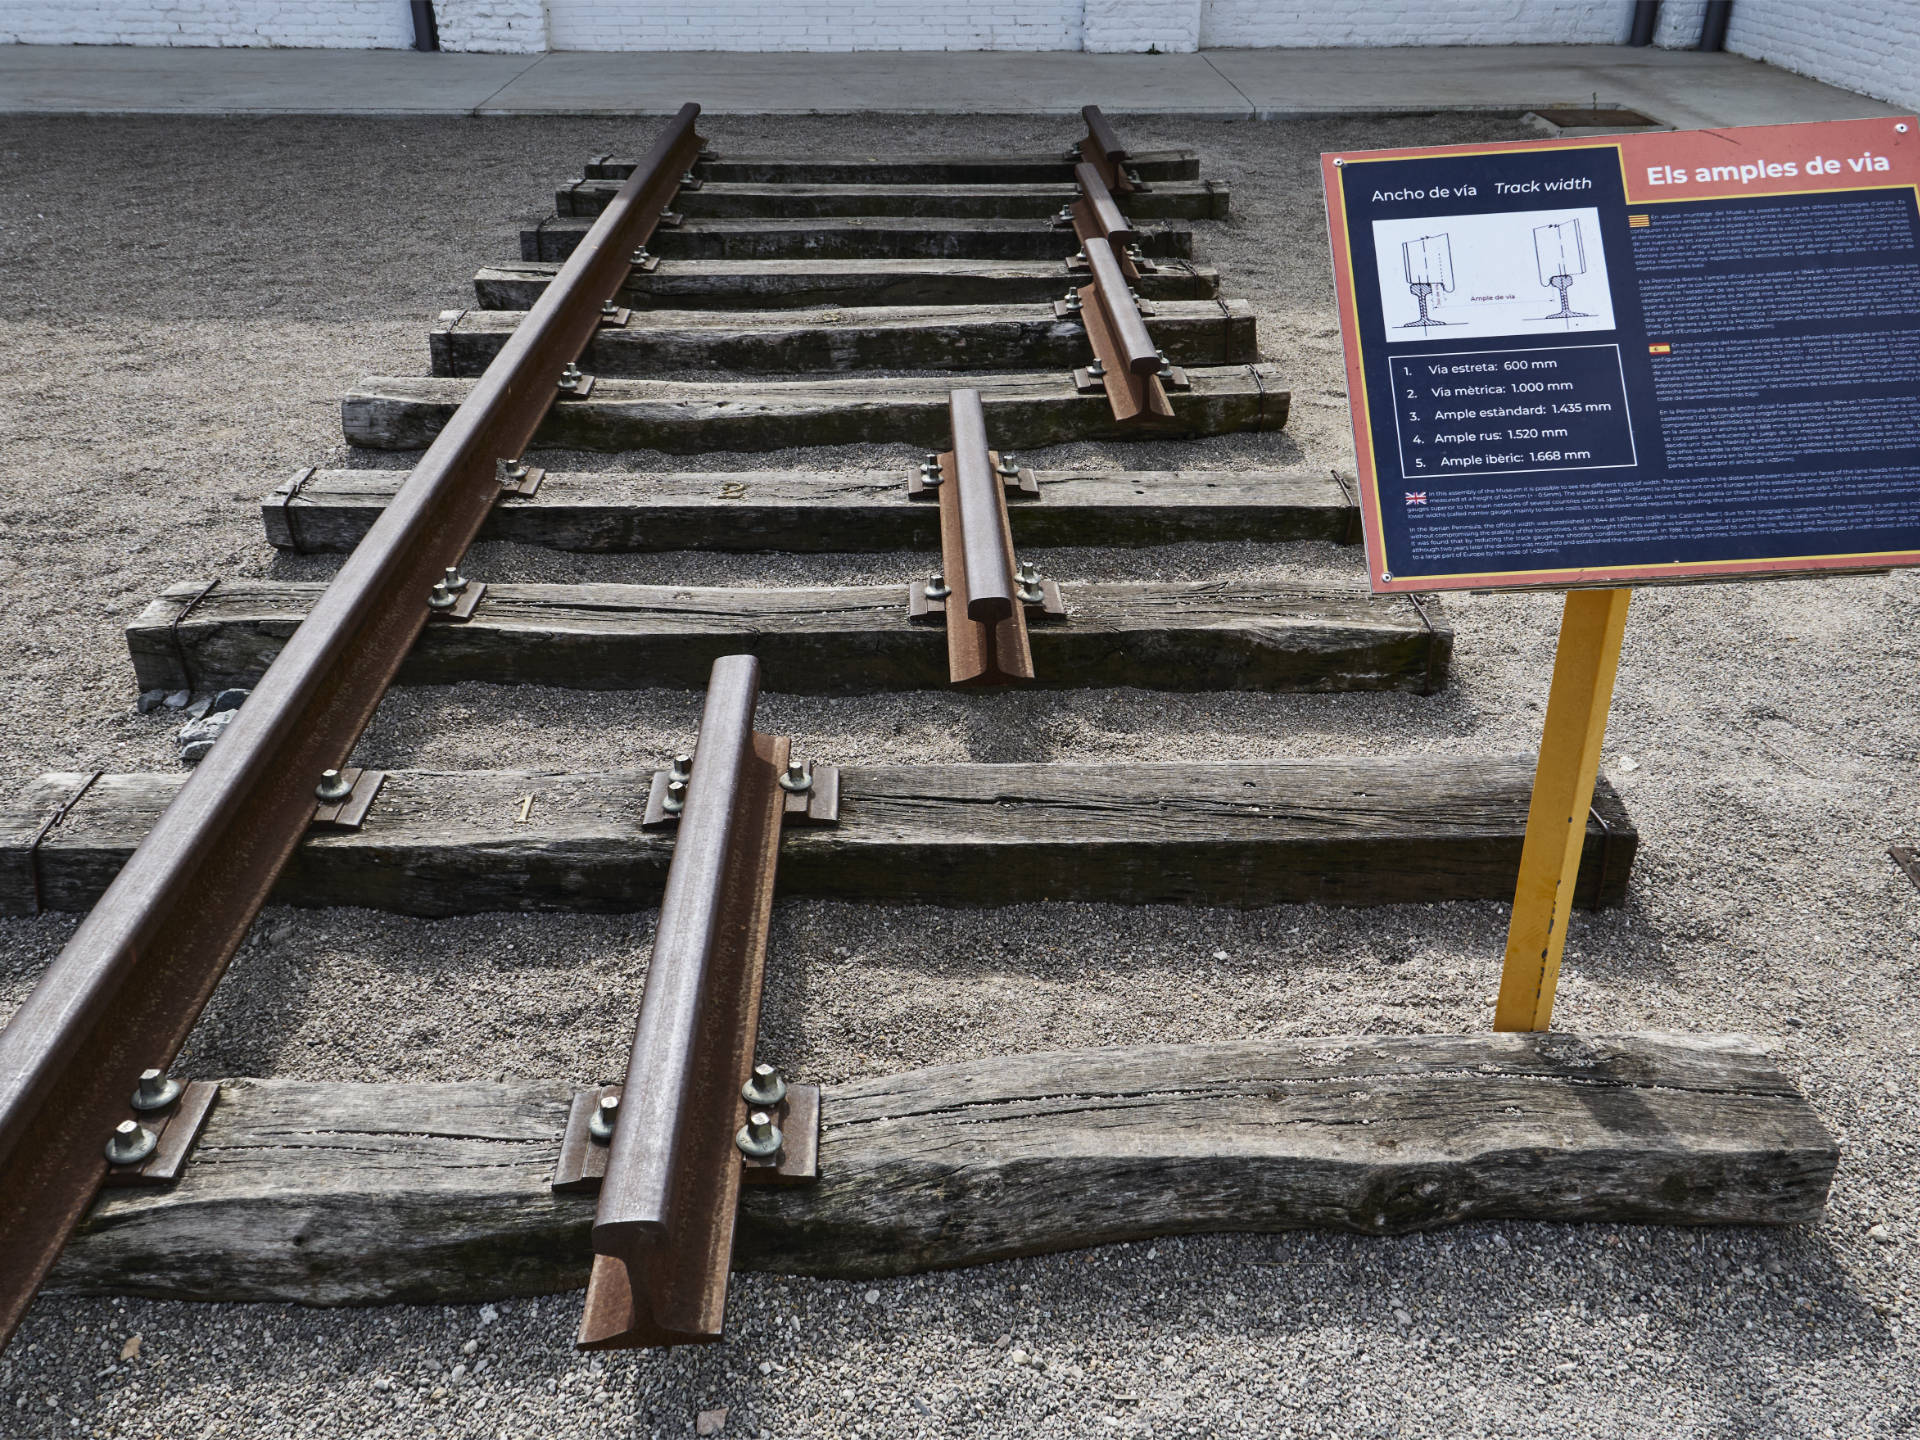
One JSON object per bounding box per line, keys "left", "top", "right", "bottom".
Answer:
{"left": 0, "top": 105, "right": 706, "bottom": 1355}
{"left": 948, "top": 389, "right": 1015, "bottom": 624}
{"left": 1072, "top": 161, "right": 1134, "bottom": 249}
{"left": 1081, "top": 105, "right": 1129, "bottom": 164}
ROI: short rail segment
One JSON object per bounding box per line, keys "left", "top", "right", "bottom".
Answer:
{"left": 1071, "top": 236, "right": 1177, "bottom": 425}
{"left": 909, "top": 389, "right": 1048, "bottom": 686}
{"left": 0, "top": 105, "right": 708, "bottom": 1352}
{"left": 579, "top": 654, "right": 830, "bottom": 1349}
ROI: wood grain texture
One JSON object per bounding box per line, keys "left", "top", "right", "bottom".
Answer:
{"left": 0, "top": 755, "right": 1635, "bottom": 917}
{"left": 343, "top": 364, "right": 1291, "bottom": 454}
{"left": 521, "top": 216, "right": 1193, "bottom": 264}
{"left": 473, "top": 258, "right": 1222, "bottom": 312}
{"left": 428, "top": 299, "right": 1257, "bottom": 376}
{"left": 261, "top": 467, "right": 1357, "bottom": 554}
{"left": 590, "top": 147, "right": 1203, "bottom": 186}
{"left": 557, "top": 179, "right": 1229, "bottom": 221}
{"left": 124, "top": 577, "right": 1443, "bottom": 696}
{"left": 45, "top": 1033, "right": 1833, "bottom": 1304}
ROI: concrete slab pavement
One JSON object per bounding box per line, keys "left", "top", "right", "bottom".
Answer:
{"left": 0, "top": 43, "right": 1903, "bottom": 126}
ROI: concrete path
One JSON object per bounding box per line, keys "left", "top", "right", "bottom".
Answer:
{"left": 0, "top": 42, "right": 1901, "bottom": 126}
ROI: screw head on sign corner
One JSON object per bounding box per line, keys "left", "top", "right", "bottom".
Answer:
{"left": 1381, "top": 572, "right": 1392, "bottom": 583}
{"left": 1334, "top": 158, "right": 1345, "bottom": 167}
{"left": 1899, "top": 123, "right": 1911, "bottom": 134}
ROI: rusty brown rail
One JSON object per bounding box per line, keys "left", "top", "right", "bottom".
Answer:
{"left": 580, "top": 654, "right": 788, "bottom": 1347}
{"left": 1078, "top": 104, "right": 1136, "bottom": 193}
{"left": 914, "top": 388, "right": 1038, "bottom": 686}
{"left": 0, "top": 104, "right": 706, "bottom": 1352}
{"left": 1072, "top": 160, "right": 1134, "bottom": 252}
{"left": 1075, "top": 235, "right": 1173, "bottom": 425}
{"left": 950, "top": 388, "right": 1015, "bottom": 624}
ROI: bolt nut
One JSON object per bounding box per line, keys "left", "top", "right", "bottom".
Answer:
{"left": 442, "top": 565, "right": 468, "bottom": 595}
{"left": 778, "top": 758, "right": 811, "bottom": 795}
{"left": 105, "top": 1119, "right": 157, "bottom": 1168}
{"left": 663, "top": 777, "right": 688, "bottom": 815}
{"left": 601, "top": 300, "right": 619, "bottom": 315}
{"left": 996, "top": 454, "right": 1020, "bottom": 477}
{"left": 669, "top": 753, "right": 693, "bottom": 783}
{"left": 742, "top": 1062, "right": 788, "bottom": 1109}
{"left": 1086, "top": 359, "right": 1105, "bottom": 378}
{"left": 557, "top": 363, "right": 583, "bottom": 392}
{"left": 630, "top": 247, "right": 652, "bottom": 264}
{"left": 588, "top": 1093, "right": 619, "bottom": 1143}
{"left": 499, "top": 458, "right": 529, "bottom": 484}
{"left": 923, "top": 574, "right": 951, "bottom": 602}
{"left": 315, "top": 768, "right": 354, "bottom": 803}
{"left": 131, "top": 1068, "right": 182, "bottom": 1113}
{"left": 427, "top": 580, "right": 457, "bottom": 611}
{"left": 1016, "top": 561, "right": 1045, "bottom": 604}
{"left": 736, "top": 1109, "right": 783, "bottom": 1159}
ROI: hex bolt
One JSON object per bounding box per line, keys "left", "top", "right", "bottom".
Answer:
{"left": 105, "top": 1119, "right": 157, "bottom": 1168}
{"left": 778, "top": 758, "right": 811, "bottom": 795}
{"left": 742, "top": 1062, "right": 788, "bottom": 1109}
{"left": 1064, "top": 147, "right": 1082, "bottom": 161}
{"left": 663, "top": 777, "right": 688, "bottom": 815}
{"left": 996, "top": 453, "right": 1020, "bottom": 478}
{"left": 669, "top": 753, "right": 693, "bottom": 783}
{"left": 924, "top": 574, "right": 951, "bottom": 601}
{"left": 735, "top": 1109, "right": 783, "bottom": 1159}
{"left": 1016, "top": 561, "right": 1045, "bottom": 605}
{"left": 919, "top": 452, "right": 943, "bottom": 481}
{"left": 315, "top": 768, "right": 354, "bottom": 803}
{"left": 130, "top": 1068, "right": 182, "bottom": 1113}
{"left": 1086, "top": 359, "right": 1106, "bottom": 378}
{"left": 588, "top": 1093, "right": 619, "bottom": 1143}
{"left": 499, "top": 457, "right": 529, "bottom": 485}
{"left": 427, "top": 580, "right": 457, "bottom": 611}
{"left": 557, "top": 363, "right": 583, "bottom": 393}
{"left": 442, "top": 565, "right": 468, "bottom": 595}
{"left": 601, "top": 300, "right": 619, "bottom": 316}
{"left": 629, "top": 247, "right": 652, "bottom": 265}
{"left": 1060, "top": 290, "right": 1082, "bottom": 312}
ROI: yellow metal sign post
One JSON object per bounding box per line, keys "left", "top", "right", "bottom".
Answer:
{"left": 1492, "top": 587, "right": 1632, "bottom": 1032}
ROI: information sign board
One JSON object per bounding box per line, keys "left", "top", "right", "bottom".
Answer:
{"left": 1323, "top": 117, "right": 1920, "bottom": 592}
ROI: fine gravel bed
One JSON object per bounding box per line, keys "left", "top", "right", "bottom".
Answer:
{"left": 1, "top": 112, "right": 1917, "bottom": 1438}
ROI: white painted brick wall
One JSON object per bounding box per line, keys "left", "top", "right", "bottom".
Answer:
{"left": 1724, "top": 0, "right": 1920, "bottom": 112}
{"left": 545, "top": 0, "right": 1083, "bottom": 51}
{"left": 1199, "top": 0, "right": 1633, "bottom": 48}
{"left": 0, "top": 0, "right": 414, "bottom": 48}
{"left": 1084, "top": 0, "right": 1201, "bottom": 53}
{"left": 436, "top": 0, "right": 548, "bottom": 53}
{"left": 1651, "top": 0, "right": 1706, "bottom": 49}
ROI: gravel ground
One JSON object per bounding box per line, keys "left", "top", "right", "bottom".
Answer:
{"left": 2, "top": 111, "right": 1918, "bottom": 1438}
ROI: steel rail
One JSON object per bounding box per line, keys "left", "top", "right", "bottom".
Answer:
{"left": 582, "top": 654, "right": 788, "bottom": 1346}
{"left": 1078, "top": 104, "right": 1135, "bottom": 193}
{"left": 1084, "top": 236, "right": 1160, "bottom": 374}
{"left": 0, "top": 103, "right": 706, "bottom": 1351}
{"left": 1072, "top": 160, "right": 1134, "bottom": 251}
{"left": 949, "top": 388, "right": 1015, "bottom": 623}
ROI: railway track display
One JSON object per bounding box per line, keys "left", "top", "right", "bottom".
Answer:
{"left": 0, "top": 101, "right": 1836, "bottom": 1375}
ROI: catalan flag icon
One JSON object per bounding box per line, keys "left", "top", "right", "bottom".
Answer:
{"left": 1648, "top": 342, "right": 1672, "bottom": 355}
{"left": 1628, "top": 214, "right": 1651, "bottom": 228}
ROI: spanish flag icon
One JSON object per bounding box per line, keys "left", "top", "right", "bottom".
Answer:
{"left": 1648, "top": 342, "right": 1672, "bottom": 355}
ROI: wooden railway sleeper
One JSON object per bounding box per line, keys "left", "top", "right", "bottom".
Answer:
{"left": 568, "top": 654, "right": 836, "bottom": 1350}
